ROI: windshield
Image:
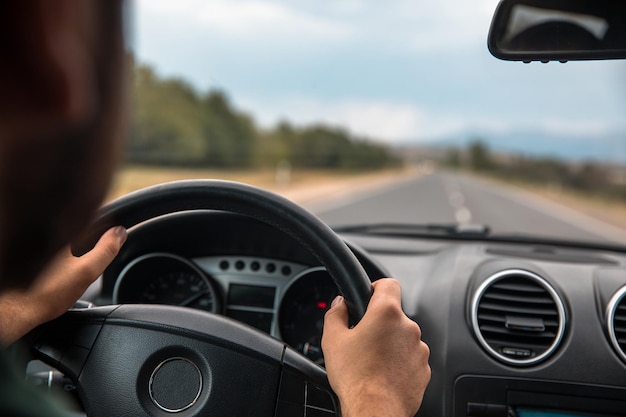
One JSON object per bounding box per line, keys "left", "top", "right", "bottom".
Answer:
{"left": 124, "top": 0, "right": 626, "bottom": 246}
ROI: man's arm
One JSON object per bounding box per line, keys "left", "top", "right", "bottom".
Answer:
{"left": 322, "top": 278, "right": 431, "bottom": 417}
{"left": 0, "top": 226, "right": 126, "bottom": 345}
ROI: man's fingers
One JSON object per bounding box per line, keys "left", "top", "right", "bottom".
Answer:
{"left": 78, "top": 226, "right": 126, "bottom": 278}
{"left": 322, "top": 296, "right": 349, "bottom": 342}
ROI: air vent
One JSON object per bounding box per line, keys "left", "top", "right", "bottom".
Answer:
{"left": 606, "top": 286, "right": 626, "bottom": 363}
{"left": 471, "top": 269, "right": 566, "bottom": 366}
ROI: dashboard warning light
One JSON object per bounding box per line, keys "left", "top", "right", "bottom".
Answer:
{"left": 316, "top": 301, "right": 328, "bottom": 309}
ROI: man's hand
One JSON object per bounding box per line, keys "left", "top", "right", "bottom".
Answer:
{"left": 322, "top": 278, "right": 431, "bottom": 417}
{"left": 0, "top": 226, "right": 127, "bottom": 345}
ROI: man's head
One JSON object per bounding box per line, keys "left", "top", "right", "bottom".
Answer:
{"left": 0, "top": 0, "right": 127, "bottom": 290}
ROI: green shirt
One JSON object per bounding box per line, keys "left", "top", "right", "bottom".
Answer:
{"left": 0, "top": 348, "right": 71, "bottom": 417}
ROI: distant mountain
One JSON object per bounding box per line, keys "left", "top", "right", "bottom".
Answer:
{"left": 400, "top": 130, "right": 626, "bottom": 163}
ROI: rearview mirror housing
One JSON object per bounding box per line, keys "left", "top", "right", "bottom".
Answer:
{"left": 488, "top": 0, "right": 626, "bottom": 62}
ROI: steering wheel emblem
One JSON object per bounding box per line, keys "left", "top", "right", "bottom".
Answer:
{"left": 149, "top": 357, "right": 203, "bottom": 413}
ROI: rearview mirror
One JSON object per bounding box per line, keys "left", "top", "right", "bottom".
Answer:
{"left": 488, "top": 0, "right": 626, "bottom": 62}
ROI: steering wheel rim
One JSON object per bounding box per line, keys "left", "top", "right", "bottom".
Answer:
{"left": 73, "top": 179, "right": 372, "bottom": 321}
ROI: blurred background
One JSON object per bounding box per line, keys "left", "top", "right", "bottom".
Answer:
{"left": 114, "top": 0, "right": 626, "bottom": 241}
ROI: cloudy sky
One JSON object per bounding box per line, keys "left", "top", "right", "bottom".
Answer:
{"left": 132, "top": 0, "right": 626, "bottom": 144}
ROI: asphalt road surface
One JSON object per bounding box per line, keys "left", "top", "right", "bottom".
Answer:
{"left": 309, "top": 171, "right": 626, "bottom": 245}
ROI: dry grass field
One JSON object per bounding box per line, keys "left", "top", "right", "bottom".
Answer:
{"left": 477, "top": 174, "right": 626, "bottom": 231}
{"left": 516, "top": 183, "right": 626, "bottom": 230}
{"left": 106, "top": 165, "right": 415, "bottom": 205}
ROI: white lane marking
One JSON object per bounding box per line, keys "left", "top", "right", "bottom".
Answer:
{"left": 444, "top": 179, "right": 472, "bottom": 225}
{"left": 463, "top": 175, "right": 626, "bottom": 244}
{"left": 455, "top": 207, "right": 472, "bottom": 224}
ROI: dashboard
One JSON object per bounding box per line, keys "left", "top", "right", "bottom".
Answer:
{"left": 89, "top": 209, "right": 626, "bottom": 417}
{"left": 95, "top": 211, "right": 387, "bottom": 367}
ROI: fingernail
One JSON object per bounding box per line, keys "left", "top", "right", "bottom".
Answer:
{"left": 114, "top": 226, "right": 127, "bottom": 245}
{"left": 331, "top": 295, "right": 343, "bottom": 308}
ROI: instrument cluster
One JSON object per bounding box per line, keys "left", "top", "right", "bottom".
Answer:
{"left": 113, "top": 253, "right": 338, "bottom": 364}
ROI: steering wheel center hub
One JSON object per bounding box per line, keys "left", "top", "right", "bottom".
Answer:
{"left": 149, "top": 357, "right": 203, "bottom": 413}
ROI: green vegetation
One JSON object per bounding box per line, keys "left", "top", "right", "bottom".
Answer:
{"left": 128, "top": 64, "right": 398, "bottom": 170}
{"left": 444, "top": 139, "right": 626, "bottom": 201}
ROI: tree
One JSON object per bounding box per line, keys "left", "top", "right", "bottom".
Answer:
{"left": 200, "top": 91, "right": 257, "bottom": 168}
{"left": 128, "top": 65, "right": 206, "bottom": 165}
{"left": 127, "top": 63, "right": 398, "bottom": 170}
{"left": 468, "top": 140, "right": 494, "bottom": 171}
{"left": 445, "top": 147, "right": 462, "bottom": 168}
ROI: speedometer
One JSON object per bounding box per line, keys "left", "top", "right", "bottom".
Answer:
{"left": 114, "top": 253, "right": 220, "bottom": 313}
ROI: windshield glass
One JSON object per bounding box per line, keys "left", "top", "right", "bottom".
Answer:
{"left": 124, "top": 0, "right": 626, "bottom": 246}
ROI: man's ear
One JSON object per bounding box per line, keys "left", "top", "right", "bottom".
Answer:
{"left": 0, "top": 0, "right": 96, "bottom": 132}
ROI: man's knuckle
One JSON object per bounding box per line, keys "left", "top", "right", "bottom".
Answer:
{"left": 405, "top": 318, "right": 421, "bottom": 334}
{"left": 103, "top": 241, "right": 120, "bottom": 259}
{"left": 324, "top": 308, "right": 337, "bottom": 321}
{"left": 376, "top": 277, "right": 401, "bottom": 291}
{"left": 375, "top": 297, "right": 403, "bottom": 316}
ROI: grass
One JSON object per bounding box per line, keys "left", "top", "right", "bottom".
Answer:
{"left": 514, "top": 182, "right": 626, "bottom": 230}
{"left": 479, "top": 174, "right": 626, "bottom": 230}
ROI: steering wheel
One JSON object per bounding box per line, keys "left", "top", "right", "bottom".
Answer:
{"left": 29, "top": 180, "right": 373, "bottom": 416}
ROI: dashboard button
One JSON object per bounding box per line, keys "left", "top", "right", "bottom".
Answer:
{"left": 306, "top": 382, "right": 336, "bottom": 411}
{"left": 467, "top": 402, "right": 507, "bottom": 417}
{"left": 278, "top": 370, "right": 306, "bottom": 403}
{"left": 275, "top": 401, "right": 304, "bottom": 417}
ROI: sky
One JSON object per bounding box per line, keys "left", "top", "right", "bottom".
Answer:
{"left": 132, "top": 0, "right": 626, "bottom": 149}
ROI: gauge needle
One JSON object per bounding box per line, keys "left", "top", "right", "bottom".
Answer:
{"left": 303, "top": 343, "right": 321, "bottom": 355}
{"left": 178, "top": 290, "right": 209, "bottom": 307}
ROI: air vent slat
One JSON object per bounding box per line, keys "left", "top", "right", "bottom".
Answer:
{"left": 491, "top": 282, "right": 546, "bottom": 293}
{"left": 480, "top": 338, "right": 553, "bottom": 352}
{"left": 482, "top": 292, "right": 554, "bottom": 304}
{"left": 478, "top": 302, "right": 557, "bottom": 316}
{"left": 478, "top": 313, "right": 558, "bottom": 327}
{"left": 479, "top": 325, "right": 556, "bottom": 339}
{"left": 472, "top": 270, "right": 565, "bottom": 366}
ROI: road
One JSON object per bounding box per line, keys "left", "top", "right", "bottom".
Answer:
{"left": 307, "top": 171, "right": 626, "bottom": 245}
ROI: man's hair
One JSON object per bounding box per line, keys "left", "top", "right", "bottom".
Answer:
{"left": 0, "top": 0, "right": 126, "bottom": 291}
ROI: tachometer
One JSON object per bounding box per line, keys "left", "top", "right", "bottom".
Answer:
{"left": 114, "top": 253, "right": 220, "bottom": 313}
{"left": 278, "top": 268, "right": 338, "bottom": 364}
